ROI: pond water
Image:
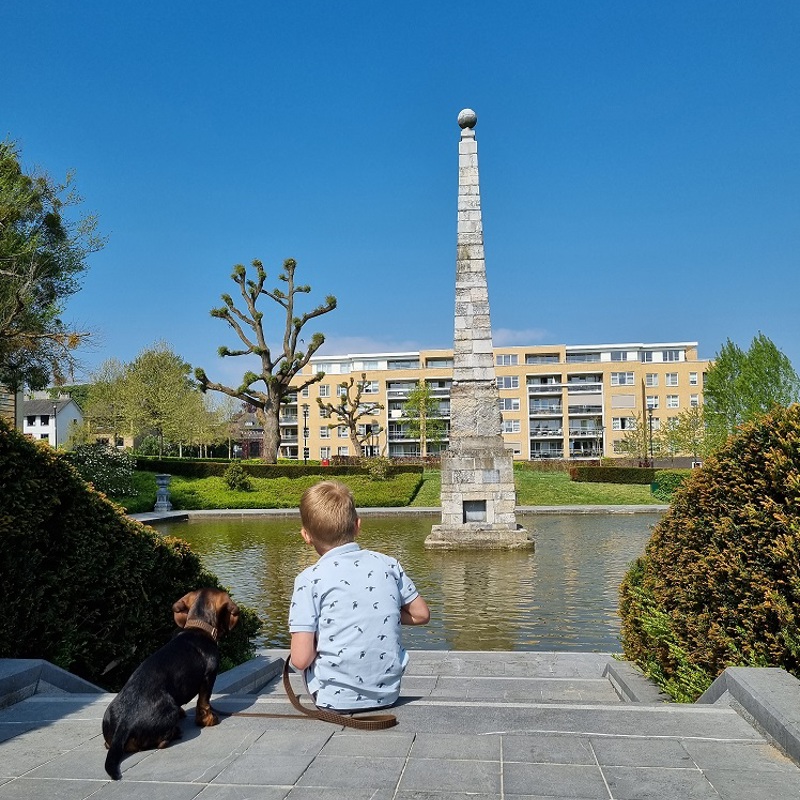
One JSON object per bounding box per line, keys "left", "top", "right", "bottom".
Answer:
{"left": 153, "top": 512, "right": 660, "bottom": 652}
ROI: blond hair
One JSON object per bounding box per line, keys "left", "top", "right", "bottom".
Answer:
{"left": 300, "top": 481, "right": 358, "bottom": 547}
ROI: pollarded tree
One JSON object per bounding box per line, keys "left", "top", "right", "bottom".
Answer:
{"left": 0, "top": 140, "right": 104, "bottom": 390}
{"left": 317, "top": 373, "right": 384, "bottom": 456}
{"left": 195, "top": 258, "right": 336, "bottom": 463}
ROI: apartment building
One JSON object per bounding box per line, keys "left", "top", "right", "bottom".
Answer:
{"left": 281, "top": 341, "right": 709, "bottom": 461}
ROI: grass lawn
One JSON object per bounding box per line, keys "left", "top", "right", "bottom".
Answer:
{"left": 119, "top": 466, "right": 658, "bottom": 512}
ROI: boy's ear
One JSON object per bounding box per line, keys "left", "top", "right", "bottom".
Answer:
{"left": 301, "top": 527, "right": 313, "bottom": 545}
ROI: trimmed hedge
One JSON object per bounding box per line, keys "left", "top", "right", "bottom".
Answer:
{"left": 0, "top": 420, "right": 261, "bottom": 691}
{"left": 135, "top": 456, "right": 423, "bottom": 480}
{"left": 569, "top": 465, "right": 655, "bottom": 484}
{"left": 619, "top": 404, "right": 800, "bottom": 701}
{"left": 650, "top": 469, "right": 692, "bottom": 502}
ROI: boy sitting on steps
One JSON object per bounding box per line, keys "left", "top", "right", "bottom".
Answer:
{"left": 288, "top": 480, "right": 430, "bottom": 711}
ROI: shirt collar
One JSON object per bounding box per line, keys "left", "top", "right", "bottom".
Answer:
{"left": 319, "top": 541, "right": 361, "bottom": 561}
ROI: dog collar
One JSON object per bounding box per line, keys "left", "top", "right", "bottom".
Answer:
{"left": 184, "top": 619, "right": 218, "bottom": 641}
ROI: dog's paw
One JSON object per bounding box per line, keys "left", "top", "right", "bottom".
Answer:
{"left": 195, "top": 708, "right": 219, "bottom": 728}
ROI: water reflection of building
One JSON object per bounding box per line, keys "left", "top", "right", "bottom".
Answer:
{"left": 433, "top": 551, "right": 536, "bottom": 650}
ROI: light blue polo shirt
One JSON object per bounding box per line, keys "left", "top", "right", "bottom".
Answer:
{"left": 288, "top": 542, "right": 419, "bottom": 710}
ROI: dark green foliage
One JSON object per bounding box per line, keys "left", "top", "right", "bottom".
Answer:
{"left": 569, "top": 465, "right": 655, "bottom": 485}
{"left": 223, "top": 461, "right": 252, "bottom": 492}
{"left": 64, "top": 443, "right": 136, "bottom": 496}
{"left": 0, "top": 419, "right": 260, "bottom": 690}
{"left": 135, "top": 456, "right": 422, "bottom": 480}
{"left": 650, "top": 469, "right": 692, "bottom": 502}
{"left": 619, "top": 404, "right": 800, "bottom": 701}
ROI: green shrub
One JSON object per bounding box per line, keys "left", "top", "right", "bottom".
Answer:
{"left": 570, "top": 465, "right": 655, "bottom": 484}
{"left": 223, "top": 461, "right": 252, "bottom": 492}
{"left": 650, "top": 469, "right": 692, "bottom": 502}
{"left": 0, "top": 419, "right": 261, "bottom": 691}
{"left": 619, "top": 404, "right": 800, "bottom": 701}
{"left": 64, "top": 443, "right": 137, "bottom": 496}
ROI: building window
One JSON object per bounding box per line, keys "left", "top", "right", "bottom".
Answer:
{"left": 501, "top": 420, "right": 521, "bottom": 434}
{"left": 610, "top": 350, "right": 628, "bottom": 361}
{"left": 526, "top": 353, "right": 559, "bottom": 364}
{"left": 645, "top": 373, "right": 658, "bottom": 387}
{"left": 40, "top": 433, "right": 49, "bottom": 440}
{"left": 387, "top": 359, "right": 419, "bottom": 370}
{"left": 663, "top": 349, "right": 681, "bottom": 362}
{"left": 612, "top": 417, "right": 635, "bottom": 430}
{"left": 320, "top": 427, "right": 330, "bottom": 439}
{"left": 646, "top": 396, "right": 660, "bottom": 410}
{"left": 690, "top": 394, "right": 700, "bottom": 407}
{"left": 611, "top": 372, "right": 634, "bottom": 386}
{"left": 337, "top": 426, "right": 348, "bottom": 438}
{"left": 496, "top": 354, "right": 518, "bottom": 366}
{"left": 26, "top": 415, "right": 36, "bottom": 426}
{"left": 337, "top": 446, "right": 349, "bottom": 457}
{"left": 301, "top": 386, "right": 309, "bottom": 397}
{"left": 640, "top": 351, "right": 653, "bottom": 362}
{"left": 40, "top": 414, "right": 50, "bottom": 425}
{"left": 359, "top": 380, "right": 380, "bottom": 394}
{"left": 319, "top": 407, "right": 329, "bottom": 419}
{"left": 320, "top": 447, "right": 331, "bottom": 459}
{"left": 319, "top": 384, "right": 330, "bottom": 398}
{"left": 689, "top": 372, "right": 699, "bottom": 386}
{"left": 667, "top": 395, "right": 679, "bottom": 409}
{"left": 566, "top": 351, "right": 601, "bottom": 363}
{"left": 499, "top": 398, "right": 520, "bottom": 411}
{"left": 427, "top": 357, "right": 453, "bottom": 368}
{"left": 665, "top": 373, "right": 679, "bottom": 387}
{"left": 497, "top": 376, "right": 519, "bottom": 389}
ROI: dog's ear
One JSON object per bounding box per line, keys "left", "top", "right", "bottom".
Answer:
{"left": 173, "top": 591, "right": 197, "bottom": 628}
{"left": 225, "top": 600, "right": 240, "bottom": 632}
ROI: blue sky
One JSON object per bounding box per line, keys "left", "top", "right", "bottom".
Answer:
{"left": 4, "top": 1, "right": 799, "bottom": 385}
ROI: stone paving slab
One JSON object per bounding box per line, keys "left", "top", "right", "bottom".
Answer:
{"left": 1, "top": 653, "right": 800, "bottom": 800}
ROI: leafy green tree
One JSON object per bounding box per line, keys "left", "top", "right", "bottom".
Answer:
{"left": 662, "top": 406, "right": 707, "bottom": 462}
{"left": 84, "top": 358, "right": 127, "bottom": 446}
{"left": 195, "top": 258, "right": 336, "bottom": 463}
{"left": 0, "top": 141, "right": 103, "bottom": 390}
{"left": 402, "top": 380, "right": 447, "bottom": 457}
{"left": 123, "top": 342, "right": 198, "bottom": 456}
{"left": 616, "top": 412, "right": 661, "bottom": 465}
{"left": 704, "top": 333, "right": 800, "bottom": 450}
{"left": 317, "top": 373, "right": 384, "bottom": 456}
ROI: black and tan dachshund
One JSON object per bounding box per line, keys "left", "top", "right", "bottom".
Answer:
{"left": 102, "top": 588, "right": 240, "bottom": 780}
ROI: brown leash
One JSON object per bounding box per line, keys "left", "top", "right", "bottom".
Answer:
{"left": 213, "top": 660, "right": 397, "bottom": 731}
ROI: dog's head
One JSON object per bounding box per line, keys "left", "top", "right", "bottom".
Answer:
{"left": 172, "top": 589, "right": 240, "bottom": 638}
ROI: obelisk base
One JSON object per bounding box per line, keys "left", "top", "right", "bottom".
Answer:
{"left": 426, "top": 522, "right": 532, "bottom": 550}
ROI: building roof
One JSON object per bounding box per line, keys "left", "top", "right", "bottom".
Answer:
{"left": 22, "top": 399, "right": 79, "bottom": 416}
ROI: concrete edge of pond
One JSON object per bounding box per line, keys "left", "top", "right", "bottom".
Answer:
{"left": 130, "top": 504, "right": 668, "bottom": 525}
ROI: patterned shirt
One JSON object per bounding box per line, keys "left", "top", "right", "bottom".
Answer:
{"left": 288, "top": 541, "right": 419, "bottom": 710}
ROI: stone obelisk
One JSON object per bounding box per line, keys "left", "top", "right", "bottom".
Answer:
{"left": 426, "top": 110, "right": 531, "bottom": 549}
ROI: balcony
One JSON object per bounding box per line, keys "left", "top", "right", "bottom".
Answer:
{"left": 568, "top": 404, "right": 602, "bottom": 415}
{"left": 530, "top": 428, "right": 563, "bottom": 438}
{"left": 530, "top": 404, "right": 563, "bottom": 416}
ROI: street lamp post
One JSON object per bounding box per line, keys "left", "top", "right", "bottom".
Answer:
{"left": 301, "top": 404, "right": 309, "bottom": 465}
{"left": 52, "top": 403, "right": 57, "bottom": 448}
{"left": 647, "top": 407, "right": 654, "bottom": 467}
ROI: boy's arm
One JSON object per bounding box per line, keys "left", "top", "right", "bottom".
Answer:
{"left": 290, "top": 631, "right": 317, "bottom": 670}
{"left": 400, "top": 594, "right": 430, "bottom": 625}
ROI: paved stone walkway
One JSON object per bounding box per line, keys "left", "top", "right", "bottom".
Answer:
{"left": 1, "top": 651, "right": 799, "bottom": 799}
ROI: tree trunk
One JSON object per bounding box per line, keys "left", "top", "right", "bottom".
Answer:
{"left": 259, "top": 406, "right": 281, "bottom": 463}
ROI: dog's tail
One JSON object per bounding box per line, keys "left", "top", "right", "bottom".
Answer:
{"left": 104, "top": 729, "right": 128, "bottom": 780}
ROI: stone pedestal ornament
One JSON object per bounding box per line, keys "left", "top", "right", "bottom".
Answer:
{"left": 426, "top": 110, "right": 532, "bottom": 549}
{"left": 153, "top": 473, "right": 173, "bottom": 512}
